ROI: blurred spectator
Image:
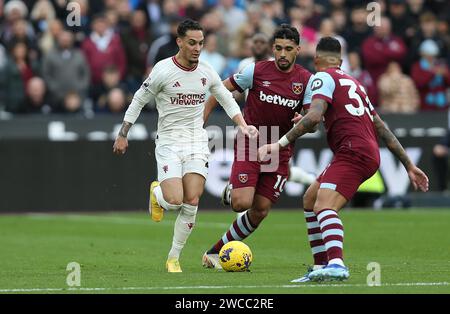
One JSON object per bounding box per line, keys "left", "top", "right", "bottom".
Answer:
{"left": 91, "top": 65, "right": 129, "bottom": 113}
{"left": 38, "top": 18, "right": 64, "bottom": 55}
{"left": 185, "top": 0, "right": 209, "bottom": 22}
{"left": 120, "top": 9, "right": 152, "bottom": 89}
{"left": 378, "top": 62, "right": 419, "bottom": 113}
{"left": 62, "top": 91, "right": 84, "bottom": 115}
{"left": 146, "top": 15, "right": 180, "bottom": 68}
{"left": 30, "top": 0, "right": 56, "bottom": 36}
{"left": 0, "top": 41, "right": 35, "bottom": 113}
{"left": 411, "top": 39, "right": 450, "bottom": 111}
{"left": 217, "top": 0, "right": 247, "bottom": 38}
{"left": 23, "top": 76, "right": 51, "bottom": 114}
{"left": 317, "top": 18, "right": 349, "bottom": 72}
{"left": 289, "top": 5, "right": 316, "bottom": 63}
{"left": 200, "top": 32, "right": 226, "bottom": 78}
{"left": 106, "top": 87, "right": 128, "bottom": 113}
{"left": 296, "top": 0, "right": 321, "bottom": 30}
{"left": 347, "top": 52, "right": 376, "bottom": 105}
{"left": 69, "top": 0, "right": 92, "bottom": 44}
{"left": 329, "top": 7, "right": 347, "bottom": 35}
{"left": 343, "top": 5, "right": 372, "bottom": 54}
{"left": 139, "top": 0, "right": 180, "bottom": 38}
{"left": 4, "top": 19, "right": 39, "bottom": 63}
{"left": 42, "top": 30, "right": 90, "bottom": 108}
{"left": 362, "top": 16, "right": 407, "bottom": 89}
{"left": 261, "top": 0, "right": 288, "bottom": 25}
{"left": 81, "top": 14, "right": 126, "bottom": 85}
{"left": 237, "top": 32, "right": 272, "bottom": 72}
{"left": 232, "top": 3, "right": 274, "bottom": 57}
{"left": 1, "top": 0, "right": 30, "bottom": 44}
{"left": 433, "top": 130, "right": 450, "bottom": 191}
{"left": 388, "top": 0, "right": 415, "bottom": 41}
{"left": 408, "top": 12, "right": 448, "bottom": 65}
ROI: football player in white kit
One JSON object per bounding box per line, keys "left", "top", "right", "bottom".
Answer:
{"left": 113, "top": 19, "right": 258, "bottom": 272}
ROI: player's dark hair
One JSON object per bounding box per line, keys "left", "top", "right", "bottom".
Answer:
{"left": 316, "top": 36, "right": 341, "bottom": 55}
{"left": 177, "top": 19, "right": 203, "bottom": 38}
{"left": 272, "top": 24, "right": 300, "bottom": 45}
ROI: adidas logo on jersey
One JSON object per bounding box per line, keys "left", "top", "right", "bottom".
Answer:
{"left": 173, "top": 81, "right": 181, "bottom": 88}
{"left": 259, "top": 91, "right": 300, "bottom": 109}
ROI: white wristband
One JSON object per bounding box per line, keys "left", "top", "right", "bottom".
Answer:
{"left": 278, "top": 135, "right": 290, "bottom": 148}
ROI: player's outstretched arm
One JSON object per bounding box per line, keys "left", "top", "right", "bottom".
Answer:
{"left": 258, "top": 99, "right": 327, "bottom": 161}
{"left": 204, "top": 79, "right": 236, "bottom": 124}
{"left": 373, "top": 114, "right": 429, "bottom": 192}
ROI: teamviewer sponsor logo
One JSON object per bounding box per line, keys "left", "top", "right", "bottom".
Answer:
{"left": 259, "top": 91, "right": 300, "bottom": 109}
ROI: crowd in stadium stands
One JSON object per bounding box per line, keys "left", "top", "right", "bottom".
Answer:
{"left": 0, "top": 0, "right": 449, "bottom": 116}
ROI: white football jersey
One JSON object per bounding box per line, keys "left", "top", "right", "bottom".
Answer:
{"left": 124, "top": 56, "right": 240, "bottom": 146}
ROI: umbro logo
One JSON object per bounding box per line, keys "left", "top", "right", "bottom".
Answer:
{"left": 173, "top": 81, "right": 181, "bottom": 88}
{"left": 262, "top": 81, "right": 271, "bottom": 87}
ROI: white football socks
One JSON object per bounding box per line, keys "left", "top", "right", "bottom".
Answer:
{"left": 168, "top": 203, "right": 197, "bottom": 259}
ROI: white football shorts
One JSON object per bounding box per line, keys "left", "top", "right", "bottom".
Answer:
{"left": 155, "top": 142, "right": 210, "bottom": 182}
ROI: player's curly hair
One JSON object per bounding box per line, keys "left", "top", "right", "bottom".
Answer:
{"left": 316, "top": 36, "right": 341, "bottom": 54}
{"left": 272, "top": 24, "right": 300, "bottom": 45}
{"left": 177, "top": 19, "right": 203, "bottom": 38}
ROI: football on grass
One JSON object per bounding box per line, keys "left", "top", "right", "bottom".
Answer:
{"left": 219, "top": 241, "right": 252, "bottom": 272}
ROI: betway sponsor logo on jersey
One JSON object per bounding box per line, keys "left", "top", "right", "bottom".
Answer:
{"left": 170, "top": 93, "right": 206, "bottom": 106}
{"left": 259, "top": 91, "right": 300, "bottom": 108}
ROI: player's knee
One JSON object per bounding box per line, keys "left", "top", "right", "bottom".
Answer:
{"left": 183, "top": 196, "right": 200, "bottom": 207}
{"left": 250, "top": 207, "right": 269, "bottom": 222}
{"left": 231, "top": 196, "right": 252, "bottom": 212}
{"left": 165, "top": 195, "right": 183, "bottom": 207}
{"left": 303, "top": 190, "right": 315, "bottom": 209}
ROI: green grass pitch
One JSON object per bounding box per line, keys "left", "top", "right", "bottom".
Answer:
{"left": 0, "top": 209, "right": 449, "bottom": 294}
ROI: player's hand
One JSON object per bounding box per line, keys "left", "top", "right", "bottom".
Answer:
{"left": 258, "top": 143, "right": 280, "bottom": 162}
{"left": 240, "top": 125, "right": 259, "bottom": 139}
{"left": 407, "top": 165, "right": 429, "bottom": 192}
{"left": 113, "top": 136, "right": 128, "bottom": 155}
{"left": 292, "top": 112, "right": 303, "bottom": 124}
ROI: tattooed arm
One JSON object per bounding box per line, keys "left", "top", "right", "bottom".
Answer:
{"left": 373, "top": 114, "right": 429, "bottom": 192}
{"left": 257, "top": 99, "right": 327, "bottom": 161}
{"left": 113, "top": 121, "right": 132, "bottom": 155}
{"left": 284, "top": 99, "right": 328, "bottom": 143}
{"left": 373, "top": 115, "right": 411, "bottom": 169}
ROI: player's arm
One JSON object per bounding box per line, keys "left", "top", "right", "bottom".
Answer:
{"left": 373, "top": 114, "right": 429, "bottom": 191}
{"left": 203, "top": 78, "right": 236, "bottom": 124}
{"left": 258, "top": 98, "right": 327, "bottom": 162}
{"left": 208, "top": 64, "right": 258, "bottom": 138}
{"left": 113, "top": 66, "right": 159, "bottom": 155}
{"left": 296, "top": 74, "right": 319, "bottom": 133}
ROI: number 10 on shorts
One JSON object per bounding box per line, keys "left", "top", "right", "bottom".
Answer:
{"left": 274, "top": 175, "right": 287, "bottom": 192}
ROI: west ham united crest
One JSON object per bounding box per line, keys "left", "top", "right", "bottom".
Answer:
{"left": 292, "top": 82, "right": 303, "bottom": 95}
{"left": 238, "top": 173, "right": 248, "bottom": 184}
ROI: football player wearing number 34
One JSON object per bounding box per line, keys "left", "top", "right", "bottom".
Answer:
{"left": 258, "top": 37, "right": 429, "bottom": 283}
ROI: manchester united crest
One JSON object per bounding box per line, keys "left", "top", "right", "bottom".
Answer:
{"left": 238, "top": 173, "right": 248, "bottom": 184}
{"left": 292, "top": 82, "right": 303, "bottom": 95}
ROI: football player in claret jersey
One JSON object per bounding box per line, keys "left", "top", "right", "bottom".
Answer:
{"left": 259, "top": 37, "right": 429, "bottom": 282}
{"left": 202, "top": 24, "right": 315, "bottom": 269}
{"left": 113, "top": 19, "right": 257, "bottom": 273}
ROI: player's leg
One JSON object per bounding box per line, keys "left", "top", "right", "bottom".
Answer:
{"left": 166, "top": 172, "right": 205, "bottom": 272}
{"left": 150, "top": 145, "right": 184, "bottom": 222}
{"left": 291, "top": 179, "right": 329, "bottom": 283}
{"left": 302, "top": 180, "right": 327, "bottom": 266}
{"left": 306, "top": 156, "right": 378, "bottom": 281}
